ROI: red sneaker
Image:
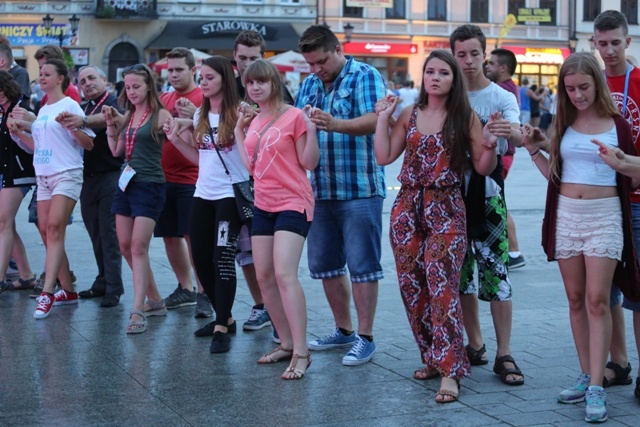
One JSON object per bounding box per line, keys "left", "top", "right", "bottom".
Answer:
{"left": 34, "top": 293, "right": 54, "bottom": 319}
{"left": 53, "top": 289, "right": 78, "bottom": 306}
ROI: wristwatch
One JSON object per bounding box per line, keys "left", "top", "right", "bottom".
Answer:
{"left": 83, "top": 116, "right": 89, "bottom": 125}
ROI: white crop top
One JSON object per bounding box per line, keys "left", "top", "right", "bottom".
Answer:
{"left": 560, "top": 125, "right": 618, "bottom": 186}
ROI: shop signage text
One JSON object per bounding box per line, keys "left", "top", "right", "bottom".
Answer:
{"left": 346, "top": 0, "right": 393, "bottom": 7}
{"left": 517, "top": 8, "right": 551, "bottom": 23}
{"left": 0, "top": 23, "right": 71, "bottom": 47}
{"left": 344, "top": 42, "right": 418, "bottom": 55}
{"left": 191, "top": 21, "right": 276, "bottom": 40}
{"left": 506, "top": 46, "right": 570, "bottom": 64}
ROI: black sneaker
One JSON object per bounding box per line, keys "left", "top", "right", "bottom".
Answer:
{"left": 209, "top": 331, "right": 231, "bottom": 353}
{"left": 194, "top": 292, "right": 213, "bottom": 318}
{"left": 164, "top": 284, "right": 197, "bottom": 309}
{"left": 195, "top": 321, "right": 237, "bottom": 337}
{"left": 508, "top": 255, "right": 526, "bottom": 269}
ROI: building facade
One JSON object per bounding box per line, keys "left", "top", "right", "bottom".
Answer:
{"left": 0, "top": 1, "right": 638, "bottom": 86}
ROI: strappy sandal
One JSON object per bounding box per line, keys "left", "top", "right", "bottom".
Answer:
{"left": 0, "top": 276, "right": 37, "bottom": 292}
{"left": 282, "top": 353, "right": 312, "bottom": 380}
{"left": 143, "top": 299, "right": 167, "bottom": 317}
{"left": 258, "top": 346, "right": 293, "bottom": 364}
{"left": 493, "top": 355, "right": 525, "bottom": 386}
{"left": 126, "top": 310, "right": 147, "bottom": 334}
{"left": 414, "top": 366, "right": 439, "bottom": 380}
{"left": 602, "top": 361, "right": 632, "bottom": 388}
{"left": 465, "top": 344, "right": 488, "bottom": 366}
{"left": 435, "top": 378, "right": 460, "bottom": 403}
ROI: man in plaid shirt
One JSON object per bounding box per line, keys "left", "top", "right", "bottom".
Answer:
{"left": 295, "top": 25, "right": 386, "bottom": 366}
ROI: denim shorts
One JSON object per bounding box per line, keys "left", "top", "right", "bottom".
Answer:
{"left": 36, "top": 168, "right": 83, "bottom": 202}
{"left": 621, "top": 202, "right": 640, "bottom": 312}
{"left": 307, "top": 197, "right": 384, "bottom": 283}
{"left": 154, "top": 182, "right": 196, "bottom": 237}
{"left": 111, "top": 181, "right": 166, "bottom": 222}
{"left": 252, "top": 207, "right": 311, "bottom": 238}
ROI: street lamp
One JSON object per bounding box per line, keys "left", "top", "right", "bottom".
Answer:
{"left": 568, "top": 33, "right": 578, "bottom": 53}
{"left": 344, "top": 22, "right": 354, "bottom": 44}
{"left": 588, "top": 36, "right": 596, "bottom": 53}
{"left": 42, "top": 14, "right": 80, "bottom": 47}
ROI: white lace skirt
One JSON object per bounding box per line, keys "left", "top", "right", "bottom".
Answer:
{"left": 555, "top": 195, "right": 623, "bottom": 260}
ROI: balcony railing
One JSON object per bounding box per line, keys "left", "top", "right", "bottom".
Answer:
{"left": 96, "top": 0, "right": 158, "bottom": 20}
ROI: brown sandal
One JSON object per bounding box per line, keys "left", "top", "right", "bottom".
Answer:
{"left": 282, "top": 353, "right": 312, "bottom": 380}
{"left": 257, "top": 346, "right": 293, "bottom": 364}
{"left": 435, "top": 378, "right": 460, "bottom": 403}
{"left": 413, "top": 367, "right": 439, "bottom": 380}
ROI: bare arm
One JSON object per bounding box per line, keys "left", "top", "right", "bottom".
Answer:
{"left": 373, "top": 95, "right": 407, "bottom": 166}
{"left": 233, "top": 104, "right": 257, "bottom": 172}
{"left": 68, "top": 127, "right": 94, "bottom": 151}
{"left": 103, "top": 105, "right": 125, "bottom": 157}
{"left": 522, "top": 123, "right": 550, "bottom": 179}
{"left": 470, "top": 113, "right": 498, "bottom": 176}
{"left": 164, "top": 117, "right": 199, "bottom": 166}
{"left": 295, "top": 112, "right": 320, "bottom": 170}
{"left": 593, "top": 138, "right": 640, "bottom": 183}
{"left": 309, "top": 110, "right": 378, "bottom": 136}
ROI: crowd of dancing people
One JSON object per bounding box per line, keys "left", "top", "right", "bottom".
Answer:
{"left": 2, "top": 9, "right": 640, "bottom": 422}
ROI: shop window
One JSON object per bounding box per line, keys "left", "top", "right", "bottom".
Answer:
{"left": 343, "top": 0, "right": 363, "bottom": 18}
{"left": 539, "top": 0, "right": 556, "bottom": 26}
{"left": 279, "top": 0, "right": 300, "bottom": 3}
{"left": 428, "top": 0, "right": 446, "bottom": 21}
{"left": 385, "top": 0, "right": 406, "bottom": 20}
{"left": 622, "top": 0, "right": 638, "bottom": 25}
{"left": 470, "top": 0, "right": 489, "bottom": 23}
{"left": 583, "top": 0, "right": 601, "bottom": 21}
{"left": 508, "top": 0, "right": 526, "bottom": 18}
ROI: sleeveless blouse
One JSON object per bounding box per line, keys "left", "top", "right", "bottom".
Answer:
{"left": 397, "top": 106, "right": 461, "bottom": 189}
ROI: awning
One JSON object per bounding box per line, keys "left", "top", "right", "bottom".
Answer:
{"left": 147, "top": 20, "right": 300, "bottom": 51}
{"left": 268, "top": 50, "right": 310, "bottom": 73}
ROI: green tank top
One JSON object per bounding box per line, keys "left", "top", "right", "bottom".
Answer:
{"left": 126, "top": 119, "right": 165, "bottom": 183}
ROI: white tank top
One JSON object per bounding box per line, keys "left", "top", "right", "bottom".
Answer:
{"left": 560, "top": 126, "right": 618, "bottom": 186}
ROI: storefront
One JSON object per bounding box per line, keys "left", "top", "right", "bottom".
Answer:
{"left": 504, "top": 46, "right": 571, "bottom": 90}
{"left": 342, "top": 42, "right": 418, "bottom": 84}
{"left": 146, "top": 20, "right": 302, "bottom": 62}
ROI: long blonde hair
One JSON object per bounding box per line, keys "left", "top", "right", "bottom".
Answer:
{"left": 548, "top": 53, "right": 619, "bottom": 182}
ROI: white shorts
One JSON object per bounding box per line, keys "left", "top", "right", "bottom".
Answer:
{"left": 36, "top": 168, "right": 83, "bottom": 202}
{"left": 555, "top": 195, "right": 622, "bottom": 260}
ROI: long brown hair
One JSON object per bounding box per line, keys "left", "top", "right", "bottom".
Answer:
{"left": 548, "top": 52, "right": 619, "bottom": 182}
{"left": 194, "top": 56, "right": 239, "bottom": 148}
{"left": 117, "top": 64, "right": 165, "bottom": 144}
{"left": 416, "top": 49, "right": 472, "bottom": 176}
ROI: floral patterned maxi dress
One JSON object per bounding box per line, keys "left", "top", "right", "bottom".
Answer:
{"left": 390, "top": 107, "right": 471, "bottom": 379}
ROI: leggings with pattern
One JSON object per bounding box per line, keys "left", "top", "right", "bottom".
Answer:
{"left": 390, "top": 186, "right": 471, "bottom": 379}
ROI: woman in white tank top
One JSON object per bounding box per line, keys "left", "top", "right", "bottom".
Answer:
{"left": 521, "top": 52, "right": 634, "bottom": 423}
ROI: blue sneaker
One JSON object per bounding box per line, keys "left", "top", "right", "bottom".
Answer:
{"left": 243, "top": 305, "right": 272, "bottom": 331}
{"left": 272, "top": 325, "right": 280, "bottom": 344}
{"left": 557, "top": 373, "right": 591, "bottom": 403}
{"left": 308, "top": 327, "right": 356, "bottom": 350}
{"left": 342, "top": 335, "right": 376, "bottom": 366}
{"left": 584, "top": 385, "right": 608, "bottom": 423}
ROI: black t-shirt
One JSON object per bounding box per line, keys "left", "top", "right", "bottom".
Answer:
{"left": 82, "top": 91, "right": 124, "bottom": 174}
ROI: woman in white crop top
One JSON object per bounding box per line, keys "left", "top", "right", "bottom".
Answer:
{"left": 521, "top": 52, "right": 630, "bottom": 422}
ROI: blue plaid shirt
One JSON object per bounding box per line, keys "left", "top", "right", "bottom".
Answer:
{"left": 295, "top": 56, "right": 386, "bottom": 201}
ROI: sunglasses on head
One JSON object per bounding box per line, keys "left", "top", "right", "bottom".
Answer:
{"left": 123, "top": 64, "right": 148, "bottom": 75}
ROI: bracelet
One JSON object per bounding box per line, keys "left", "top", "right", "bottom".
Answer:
{"left": 529, "top": 148, "right": 541, "bottom": 157}
{"left": 482, "top": 142, "right": 497, "bottom": 150}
